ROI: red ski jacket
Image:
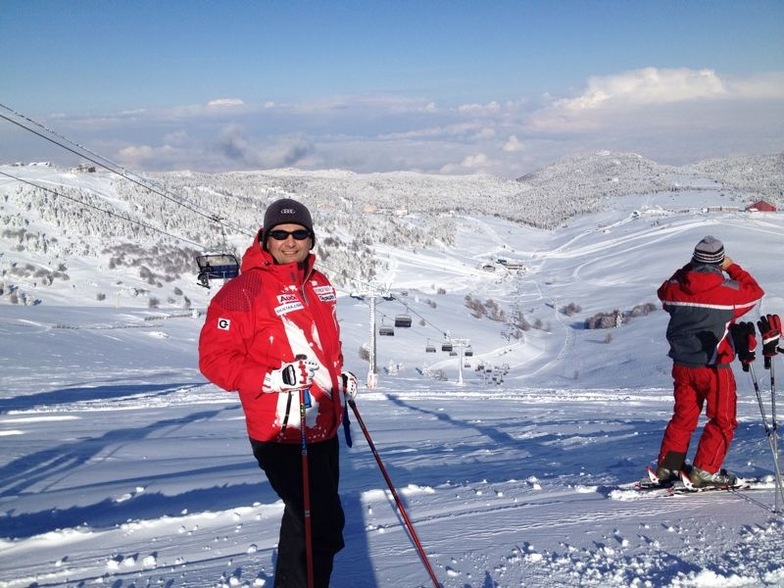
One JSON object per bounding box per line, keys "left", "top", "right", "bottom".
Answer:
{"left": 657, "top": 262, "right": 764, "bottom": 367}
{"left": 199, "top": 235, "right": 345, "bottom": 444}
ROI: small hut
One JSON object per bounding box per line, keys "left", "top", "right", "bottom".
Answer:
{"left": 745, "top": 200, "right": 777, "bottom": 212}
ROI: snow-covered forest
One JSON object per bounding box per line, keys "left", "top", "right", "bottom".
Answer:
{"left": 2, "top": 151, "right": 782, "bottom": 311}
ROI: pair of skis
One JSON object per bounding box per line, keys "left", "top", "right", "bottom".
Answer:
{"left": 636, "top": 466, "right": 764, "bottom": 496}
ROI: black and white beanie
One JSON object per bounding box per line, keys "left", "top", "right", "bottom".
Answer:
{"left": 692, "top": 235, "right": 725, "bottom": 265}
{"left": 260, "top": 198, "right": 314, "bottom": 249}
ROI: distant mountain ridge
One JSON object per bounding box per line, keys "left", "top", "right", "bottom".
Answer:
{"left": 517, "top": 150, "right": 782, "bottom": 202}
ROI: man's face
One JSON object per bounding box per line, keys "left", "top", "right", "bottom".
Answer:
{"left": 266, "top": 223, "right": 312, "bottom": 265}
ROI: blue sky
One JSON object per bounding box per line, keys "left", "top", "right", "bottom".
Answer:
{"left": 2, "top": 0, "right": 783, "bottom": 177}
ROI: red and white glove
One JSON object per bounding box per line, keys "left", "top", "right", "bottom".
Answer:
{"left": 262, "top": 358, "right": 319, "bottom": 393}
{"left": 341, "top": 371, "right": 359, "bottom": 400}
{"left": 730, "top": 322, "right": 756, "bottom": 372}
{"left": 757, "top": 314, "right": 782, "bottom": 369}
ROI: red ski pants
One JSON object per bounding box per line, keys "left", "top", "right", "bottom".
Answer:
{"left": 657, "top": 364, "right": 738, "bottom": 474}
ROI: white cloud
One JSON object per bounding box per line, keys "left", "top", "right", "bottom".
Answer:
{"left": 528, "top": 68, "right": 784, "bottom": 134}
{"left": 503, "top": 135, "right": 525, "bottom": 153}
{"left": 12, "top": 67, "right": 781, "bottom": 178}
{"left": 461, "top": 153, "right": 489, "bottom": 168}
{"left": 207, "top": 98, "right": 245, "bottom": 108}
{"left": 556, "top": 67, "right": 727, "bottom": 112}
{"left": 440, "top": 152, "right": 491, "bottom": 174}
{"left": 457, "top": 101, "right": 502, "bottom": 115}
{"left": 725, "top": 72, "right": 784, "bottom": 100}
{"left": 475, "top": 127, "right": 496, "bottom": 140}
{"left": 117, "top": 144, "right": 173, "bottom": 167}
{"left": 161, "top": 130, "right": 191, "bottom": 146}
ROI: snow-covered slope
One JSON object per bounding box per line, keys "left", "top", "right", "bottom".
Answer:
{"left": 1, "top": 154, "right": 784, "bottom": 587}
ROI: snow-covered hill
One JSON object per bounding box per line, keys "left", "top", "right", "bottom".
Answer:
{"left": 2, "top": 153, "right": 784, "bottom": 587}
{"left": 1, "top": 151, "right": 781, "bottom": 309}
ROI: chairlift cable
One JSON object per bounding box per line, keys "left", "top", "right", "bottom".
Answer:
{"left": 0, "top": 104, "right": 251, "bottom": 238}
{"left": 387, "top": 294, "right": 450, "bottom": 339}
{"left": 0, "top": 169, "right": 204, "bottom": 248}
{"left": 367, "top": 296, "right": 467, "bottom": 353}
{"left": 2, "top": 106, "right": 422, "bottom": 291}
{"left": 0, "top": 105, "right": 377, "bottom": 288}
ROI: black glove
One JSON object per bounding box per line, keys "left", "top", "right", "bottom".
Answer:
{"left": 730, "top": 321, "right": 757, "bottom": 372}
{"left": 757, "top": 314, "right": 782, "bottom": 369}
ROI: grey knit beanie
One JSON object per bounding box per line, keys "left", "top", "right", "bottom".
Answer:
{"left": 260, "top": 198, "right": 314, "bottom": 249}
{"left": 692, "top": 236, "right": 725, "bottom": 265}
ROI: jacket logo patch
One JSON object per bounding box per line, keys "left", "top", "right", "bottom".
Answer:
{"left": 275, "top": 300, "right": 305, "bottom": 316}
{"left": 277, "top": 294, "right": 299, "bottom": 304}
{"left": 217, "top": 317, "right": 231, "bottom": 331}
{"left": 313, "top": 285, "right": 336, "bottom": 302}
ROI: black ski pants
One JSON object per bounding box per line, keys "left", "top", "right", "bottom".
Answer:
{"left": 251, "top": 435, "right": 345, "bottom": 588}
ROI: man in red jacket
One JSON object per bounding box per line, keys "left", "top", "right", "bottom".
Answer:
{"left": 655, "top": 236, "right": 764, "bottom": 488}
{"left": 199, "top": 198, "right": 358, "bottom": 587}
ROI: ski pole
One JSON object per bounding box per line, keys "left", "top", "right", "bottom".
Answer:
{"left": 749, "top": 363, "right": 784, "bottom": 510}
{"left": 767, "top": 359, "right": 782, "bottom": 511}
{"left": 348, "top": 398, "right": 442, "bottom": 588}
{"left": 295, "top": 356, "right": 315, "bottom": 588}
{"left": 770, "top": 359, "right": 779, "bottom": 465}
{"left": 756, "top": 314, "right": 784, "bottom": 510}
{"left": 760, "top": 318, "right": 779, "bottom": 452}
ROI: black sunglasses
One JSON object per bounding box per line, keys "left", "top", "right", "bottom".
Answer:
{"left": 268, "top": 229, "right": 312, "bottom": 241}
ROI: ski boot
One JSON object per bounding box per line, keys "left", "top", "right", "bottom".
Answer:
{"left": 685, "top": 466, "right": 738, "bottom": 489}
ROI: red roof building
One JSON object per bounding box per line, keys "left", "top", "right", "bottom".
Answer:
{"left": 745, "top": 200, "right": 777, "bottom": 212}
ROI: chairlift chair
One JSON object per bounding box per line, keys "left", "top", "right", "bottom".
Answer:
{"left": 196, "top": 253, "right": 240, "bottom": 288}
{"left": 441, "top": 342, "right": 453, "bottom": 352}
{"left": 379, "top": 326, "right": 395, "bottom": 336}
{"left": 464, "top": 347, "right": 474, "bottom": 357}
{"left": 425, "top": 343, "right": 436, "bottom": 353}
{"left": 394, "top": 314, "right": 412, "bottom": 328}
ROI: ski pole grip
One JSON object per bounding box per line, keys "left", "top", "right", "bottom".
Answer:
{"left": 294, "top": 354, "right": 311, "bottom": 407}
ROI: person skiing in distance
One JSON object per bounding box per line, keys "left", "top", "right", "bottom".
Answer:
{"left": 655, "top": 236, "right": 764, "bottom": 488}
{"left": 198, "top": 198, "right": 358, "bottom": 587}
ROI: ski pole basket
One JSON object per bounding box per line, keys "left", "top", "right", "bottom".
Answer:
{"left": 196, "top": 253, "right": 240, "bottom": 288}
